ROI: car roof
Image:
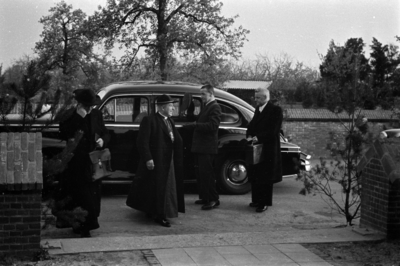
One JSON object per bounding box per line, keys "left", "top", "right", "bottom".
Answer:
{"left": 97, "top": 80, "right": 255, "bottom": 111}
{"left": 382, "top": 128, "right": 400, "bottom": 137}
{"left": 383, "top": 129, "right": 400, "bottom": 133}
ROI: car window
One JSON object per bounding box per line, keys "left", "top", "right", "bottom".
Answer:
{"left": 101, "top": 96, "right": 149, "bottom": 123}
{"left": 219, "top": 103, "right": 239, "bottom": 124}
{"left": 174, "top": 97, "right": 202, "bottom": 123}
{"left": 184, "top": 98, "right": 201, "bottom": 116}
{"left": 192, "top": 98, "right": 201, "bottom": 115}
{"left": 237, "top": 105, "right": 253, "bottom": 125}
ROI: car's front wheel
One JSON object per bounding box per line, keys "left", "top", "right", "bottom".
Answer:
{"left": 218, "top": 155, "right": 251, "bottom": 195}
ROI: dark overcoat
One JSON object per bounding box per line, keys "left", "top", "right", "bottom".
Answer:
{"left": 246, "top": 102, "right": 283, "bottom": 184}
{"left": 59, "top": 109, "right": 110, "bottom": 219}
{"left": 127, "top": 113, "right": 185, "bottom": 215}
{"left": 191, "top": 100, "right": 222, "bottom": 154}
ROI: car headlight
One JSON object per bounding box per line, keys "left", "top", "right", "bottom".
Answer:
{"left": 301, "top": 159, "right": 311, "bottom": 172}
{"left": 301, "top": 152, "right": 311, "bottom": 160}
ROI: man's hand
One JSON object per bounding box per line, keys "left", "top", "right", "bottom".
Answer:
{"left": 96, "top": 138, "right": 104, "bottom": 148}
{"left": 146, "top": 160, "right": 155, "bottom": 170}
{"left": 182, "top": 121, "right": 196, "bottom": 128}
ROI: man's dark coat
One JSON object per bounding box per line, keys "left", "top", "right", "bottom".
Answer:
{"left": 126, "top": 113, "right": 185, "bottom": 215}
{"left": 59, "top": 109, "right": 110, "bottom": 221}
{"left": 191, "top": 100, "right": 222, "bottom": 154}
{"left": 246, "top": 102, "right": 283, "bottom": 184}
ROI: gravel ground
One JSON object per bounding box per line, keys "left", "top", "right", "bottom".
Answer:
{"left": 302, "top": 240, "right": 400, "bottom": 266}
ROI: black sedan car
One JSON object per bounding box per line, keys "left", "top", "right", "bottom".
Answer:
{"left": 90, "top": 81, "right": 310, "bottom": 194}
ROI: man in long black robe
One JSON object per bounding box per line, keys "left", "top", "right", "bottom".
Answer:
{"left": 126, "top": 94, "right": 185, "bottom": 227}
{"left": 247, "top": 87, "right": 283, "bottom": 213}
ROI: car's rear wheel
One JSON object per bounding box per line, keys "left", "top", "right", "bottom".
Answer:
{"left": 218, "top": 155, "right": 251, "bottom": 194}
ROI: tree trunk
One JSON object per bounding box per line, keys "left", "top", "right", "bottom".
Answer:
{"left": 22, "top": 97, "right": 28, "bottom": 131}
{"left": 157, "top": 0, "right": 168, "bottom": 81}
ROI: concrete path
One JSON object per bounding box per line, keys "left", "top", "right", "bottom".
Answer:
{"left": 152, "top": 244, "right": 331, "bottom": 266}
{"left": 42, "top": 227, "right": 384, "bottom": 265}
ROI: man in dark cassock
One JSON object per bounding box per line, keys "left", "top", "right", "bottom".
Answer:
{"left": 126, "top": 94, "right": 185, "bottom": 227}
{"left": 246, "top": 87, "right": 283, "bottom": 213}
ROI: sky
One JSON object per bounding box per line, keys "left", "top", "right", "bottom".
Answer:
{"left": 0, "top": 0, "right": 399, "bottom": 70}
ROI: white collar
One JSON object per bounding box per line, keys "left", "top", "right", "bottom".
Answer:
{"left": 205, "top": 98, "right": 215, "bottom": 106}
{"left": 158, "top": 112, "right": 168, "bottom": 119}
{"left": 259, "top": 102, "right": 268, "bottom": 112}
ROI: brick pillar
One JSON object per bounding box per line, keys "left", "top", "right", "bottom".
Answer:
{"left": 0, "top": 132, "right": 43, "bottom": 256}
{"left": 358, "top": 139, "right": 400, "bottom": 239}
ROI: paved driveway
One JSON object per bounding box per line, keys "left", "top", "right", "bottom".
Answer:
{"left": 42, "top": 172, "right": 346, "bottom": 239}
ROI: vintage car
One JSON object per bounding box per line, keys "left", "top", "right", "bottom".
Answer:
{"left": 83, "top": 80, "right": 310, "bottom": 195}
{"left": 19, "top": 81, "right": 309, "bottom": 194}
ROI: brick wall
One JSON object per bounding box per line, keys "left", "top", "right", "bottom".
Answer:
{"left": 358, "top": 139, "right": 400, "bottom": 239}
{"left": 283, "top": 121, "right": 345, "bottom": 159}
{"left": 358, "top": 155, "right": 390, "bottom": 233}
{"left": 0, "top": 192, "right": 42, "bottom": 254}
{"left": 0, "top": 132, "right": 43, "bottom": 256}
{"left": 281, "top": 109, "right": 397, "bottom": 159}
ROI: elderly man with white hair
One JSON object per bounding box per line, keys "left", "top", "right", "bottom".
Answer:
{"left": 246, "top": 87, "right": 283, "bottom": 212}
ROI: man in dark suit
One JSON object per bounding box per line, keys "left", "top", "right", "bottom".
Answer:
{"left": 184, "top": 85, "right": 222, "bottom": 210}
{"left": 246, "top": 87, "right": 283, "bottom": 213}
{"left": 126, "top": 94, "right": 185, "bottom": 227}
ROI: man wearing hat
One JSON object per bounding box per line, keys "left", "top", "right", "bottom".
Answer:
{"left": 126, "top": 94, "right": 185, "bottom": 227}
{"left": 58, "top": 89, "right": 110, "bottom": 237}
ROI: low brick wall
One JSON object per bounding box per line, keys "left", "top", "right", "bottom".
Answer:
{"left": 283, "top": 121, "right": 345, "bottom": 159}
{"left": 0, "top": 132, "right": 43, "bottom": 256}
{"left": 358, "top": 139, "right": 400, "bottom": 239}
{"left": 282, "top": 109, "right": 397, "bottom": 159}
{"left": 0, "top": 192, "right": 42, "bottom": 254}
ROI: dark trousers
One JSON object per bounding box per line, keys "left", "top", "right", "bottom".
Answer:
{"left": 251, "top": 182, "right": 273, "bottom": 206}
{"left": 194, "top": 153, "right": 219, "bottom": 202}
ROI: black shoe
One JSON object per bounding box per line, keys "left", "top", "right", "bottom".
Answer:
{"left": 256, "top": 205, "right": 268, "bottom": 212}
{"left": 80, "top": 231, "right": 91, "bottom": 238}
{"left": 154, "top": 218, "right": 171, "bottom": 227}
{"left": 55, "top": 218, "right": 71, "bottom": 229}
{"left": 195, "top": 199, "right": 207, "bottom": 205}
{"left": 249, "top": 202, "right": 259, "bottom": 208}
{"left": 201, "top": 200, "right": 220, "bottom": 210}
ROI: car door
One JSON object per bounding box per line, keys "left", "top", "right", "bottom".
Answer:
{"left": 99, "top": 94, "right": 151, "bottom": 180}
{"left": 177, "top": 96, "right": 202, "bottom": 183}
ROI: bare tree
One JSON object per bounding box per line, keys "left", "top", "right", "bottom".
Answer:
{"left": 88, "top": 0, "right": 249, "bottom": 80}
